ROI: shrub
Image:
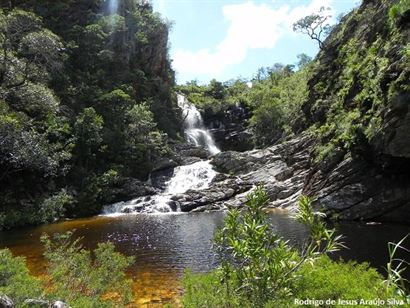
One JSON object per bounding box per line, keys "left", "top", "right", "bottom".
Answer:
{"left": 41, "top": 231, "right": 134, "bottom": 307}
{"left": 0, "top": 249, "right": 43, "bottom": 305}
{"left": 182, "top": 190, "right": 408, "bottom": 307}
{"left": 294, "top": 256, "right": 394, "bottom": 304}
{"left": 212, "top": 189, "right": 342, "bottom": 306}
{"left": 182, "top": 270, "right": 244, "bottom": 308}
{"left": 36, "top": 189, "right": 74, "bottom": 224}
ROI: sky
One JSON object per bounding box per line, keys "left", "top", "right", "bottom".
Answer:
{"left": 151, "top": 0, "right": 361, "bottom": 84}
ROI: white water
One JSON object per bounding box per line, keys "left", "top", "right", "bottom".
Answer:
{"left": 103, "top": 95, "right": 220, "bottom": 215}
{"left": 103, "top": 160, "right": 216, "bottom": 215}
{"left": 177, "top": 94, "right": 220, "bottom": 155}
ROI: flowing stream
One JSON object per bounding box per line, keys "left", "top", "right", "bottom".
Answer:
{"left": 103, "top": 94, "right": 220, "bottom": 215}
{"left": 178, "top": 94, "right": 220, "bottom": 155}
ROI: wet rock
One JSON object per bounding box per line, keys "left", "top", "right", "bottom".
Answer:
{"left": 166, "top": 201, "right": 180, "bottom": 211}
{"left": 23, "top": 299, "right": 49, "bottom": 307}
{"left": 51, "top": 301, "right": 69, "bottom": 308}
{"left": 149, "top": 168, "right": 175, "bottom": 190}
{"left": 152, "top": 158, "right": 178, "bottom": 172}
{"left": 0, "top": 296, "right": 14, "bottom": 308}
{"left": 101, "top": 177, "right": 158, "bottom": 204}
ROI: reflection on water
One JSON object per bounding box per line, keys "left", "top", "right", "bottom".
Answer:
{"left": 0, "top": 211, "right": 409, "bottom": 306}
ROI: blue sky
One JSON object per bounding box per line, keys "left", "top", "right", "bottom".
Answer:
{"left": 151, "top": 0, "right": 361, "bottom": 84}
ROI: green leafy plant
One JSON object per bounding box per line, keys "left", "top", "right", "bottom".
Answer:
{"left": 41, "top": 231, "right": 134, "bottom": 307}
{"left": 0, "top": 249, "right": 43, "bottom": 305}
{"left": 384, "top": 234, "right": 410, "bottom": 301}
{"left": 213, "top": 188, "right": 344, "bottom": 306}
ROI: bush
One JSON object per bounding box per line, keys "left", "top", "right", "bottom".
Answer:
{"left": 294, "top": 256, "right": 394, "bottom": 305}
{"left": 41, "top": 231, "right": 135, "bottom": 307}
{"left": 182, "top": 189, "right": 408, "bottom": 307}
{"left": 182, "top": 270, "right": 244, "bottom": 308}
{"left": 36, "top": 189, "right": 74, "bottom": 224}
{"left": 0, "top": 249, "right": 43, "bottom": 305}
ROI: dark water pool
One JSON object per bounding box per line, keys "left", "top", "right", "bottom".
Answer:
{"left": 0, "top": 211, "right": 408, "bottom": 306}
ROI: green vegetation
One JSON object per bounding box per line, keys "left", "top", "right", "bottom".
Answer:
{"left": 0, "top": 1, "right": 181, "bottom": 229}
{"left": 41, "top": 231, "right": 134, "bottom": 307}
{"left": 389, "top": 0, "right": 410, "bottom": 22}
{"left": 0, "top": 249, "right": 43, "bottom": 306}
{"left": 0, "top": 231, "right": 134, "bottom": 307}
{"left": 178, "top": 58, "right": 311, "bottom": 147}
{"left": 182, "top": 189, "right": 409, "bottom": 307}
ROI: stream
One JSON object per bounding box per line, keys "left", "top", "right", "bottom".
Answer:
{"left": 0, "top": 95, "right": 409, "bottom": 306}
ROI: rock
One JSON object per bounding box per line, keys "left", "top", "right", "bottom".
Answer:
{"left": 202, "top": 103, "right": 254, "bottom": 152}
{"left": 152, "top": 158, "right": 178, "bottom": 172}
{"left": 149, "top": 168, "right": 175, "bottom": 190}
{"left": 166, "top": 201, "right": 180, "bottom": 211}
{"left": 101, "top": 177, "right": 158, "bottom": 204}
{"left": 211, "top": 151, "right": 262, "bottom": 174}
{"left": 0, "top": 295, "right": 14, "bottom": 308}
{"left": 50, "top": 301, "right": 69, "bottom": 308}
{"left": 23, "top": 299, "right": 49, "bottom": 307}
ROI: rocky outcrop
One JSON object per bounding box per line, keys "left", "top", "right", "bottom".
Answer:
{"left": 304, "top": 152, "right": 410, "bottom": 222}
{"left": 185, "top": 129, "right": 409, "bottom": 223}
{"left": 175, "top": 134, "right": 314, "bottom": 213}
{"left": 297, "top": 0, "right": 410, "bottom": 223}
{"left": 100, "top": 177, "right": 159, "bottom": 204}
{"left": 202, "top": 103, "right": 254, "bottom": 152}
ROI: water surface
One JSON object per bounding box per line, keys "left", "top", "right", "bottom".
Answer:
{"left": 0, "top": 211, "right": 408, "bottom": 306}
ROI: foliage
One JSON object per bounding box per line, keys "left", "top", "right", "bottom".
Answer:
{"left": 0, "top": 1, "right": 180, "bottom": 229}
{"left": 0, "top": 233, "right": 135, "bottom": 307}
{"left": 384, "top": 234, "right": 410, "bottom": 301}
{"left": 0, "top": 249, "right": 43, "bottom": 306}
{"left": 182, "top": 270, "right": 244, "bottom": 308}
{"left": 178, "top": 59, "right": 311, "bottom": 147}
{"left": 41, "top": 231, "right": 134, "bottom": 307}
{"left": 212, "top": 188, "right": 343, "bottom": 306}
{"left": 182, "top": 189, "right": 408, "bottom": 307}
{"left": 308, "top": 1, "right": 409, "bottom": 162}
{"left": 36, "top": 189, "right": 74, "bottom": 224}
{"left": 389, "top": 0, "right": 410, "bottom": 22}
{"left": 294, "top": 256, "right": 394, "bottom": 303}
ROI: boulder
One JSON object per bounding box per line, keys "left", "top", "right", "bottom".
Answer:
{"left": 0, "top": 296, "right": 13, "bottom": 308}
{"left": 51, "top": 301, "right": 69, "bottom": 308}
{"left": 23, "top": 299, "right": 49, "bottom": 307}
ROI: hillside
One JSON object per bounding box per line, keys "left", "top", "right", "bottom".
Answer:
{"left": 0, "top": 0, "right": 181, "bottom": 229}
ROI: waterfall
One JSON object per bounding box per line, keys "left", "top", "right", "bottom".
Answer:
{"left": 108, "top": 0, "right": 119, "bottom": 15}
{"left": 102, "top": 95, "right": 220, "bottom": 215}
{"left": 177, "top": 94, "right": 220, "bottom": 155}
{"left": 103, "top": 161, "right": 217, "bottom": 215}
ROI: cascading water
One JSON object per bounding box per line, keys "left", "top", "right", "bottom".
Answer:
{"left": 177, "top": 94, "right": 220, "bottom": 155}
{"left": 108, "top": 0, "right": 119, "bottom": 15}
{"left": 103, "top": 95, "right": 220, "bottom": 215}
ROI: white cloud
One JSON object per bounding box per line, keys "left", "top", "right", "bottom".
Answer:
{"left": 173, "top": 0, "right": 333, "bottom": 77}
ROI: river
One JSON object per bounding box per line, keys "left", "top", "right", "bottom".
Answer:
{"left": 1, "top": 95, "right": 408, "bottom": 306}
{"left": 0, "top": 212, "right": 409, "bottom": 306}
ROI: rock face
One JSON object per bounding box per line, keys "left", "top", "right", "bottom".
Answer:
{"left": 202, "top": 103, "right": 254, "bottom": 152}
{"left": 172, "top": 134, "right": 313, "bottom": 213}
{"left": 178, "top": 130, "right": 409, "bottom": 223}
{"left": 297, "top": 0, "right": 410, "bottom": 223}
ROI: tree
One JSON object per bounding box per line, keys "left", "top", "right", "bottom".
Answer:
{"left": 293, "top": 7, "right": 332, "bottom": 50}
{"left": 0, "top": 9, "right": 63, "bottom": 89}
{"left": 73, "top": 107, "right": 103, "bottom": 168}
{"left": 297, "top": 53, "right": 312, "bottom": 69}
